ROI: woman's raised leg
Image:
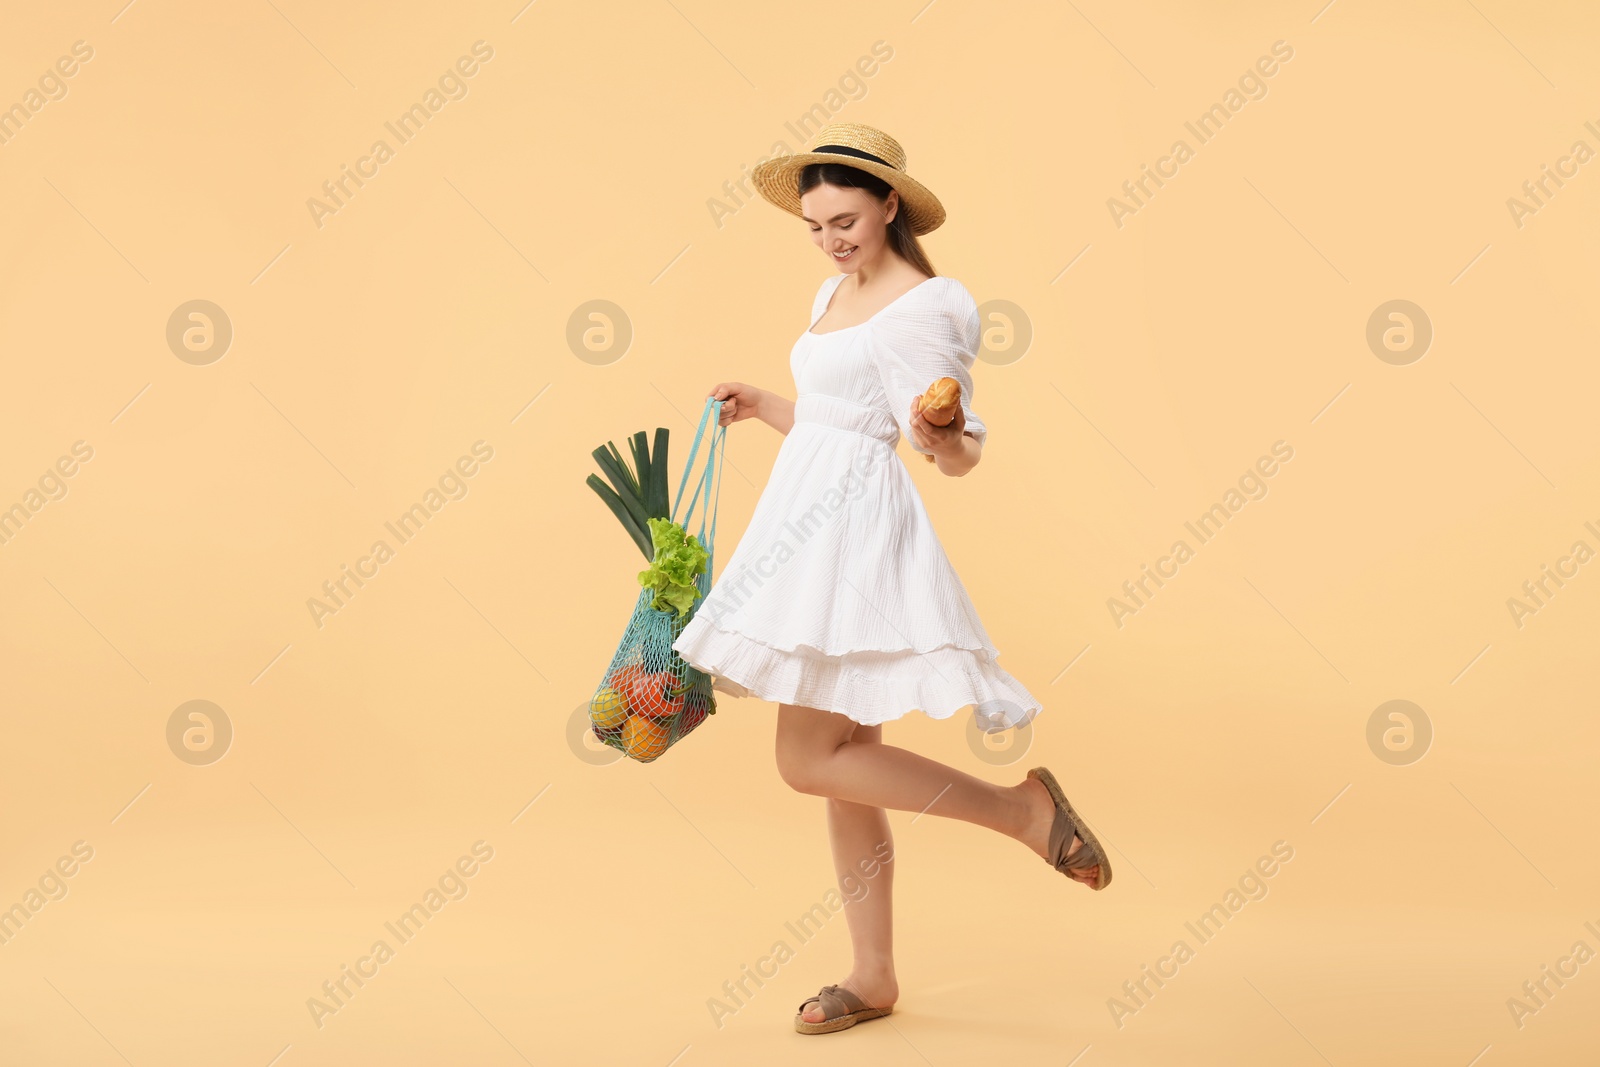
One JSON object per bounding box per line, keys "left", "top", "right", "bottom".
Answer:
{"left": 775, "top": 702, "right": 1100, "bottom": 887}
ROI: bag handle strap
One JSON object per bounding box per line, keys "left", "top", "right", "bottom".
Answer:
{"left": 701, "top": 410, "right": 727, "bottom": 577}
{"left": 672, "top": 397, "right": 717, "bottom": 524}
{"left": 681, "top": 402, "right": 725, "bottom": 546}
{"left": 672, "top": 397, "right": 726, "bottom": 550}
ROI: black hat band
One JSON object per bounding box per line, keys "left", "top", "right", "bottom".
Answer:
{"left": 812, "top": 144, "right": 894, "bottom": 170}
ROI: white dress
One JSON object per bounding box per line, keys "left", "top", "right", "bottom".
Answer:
{"left": 670, "top": 273, "right": 1042, "bottom": 729}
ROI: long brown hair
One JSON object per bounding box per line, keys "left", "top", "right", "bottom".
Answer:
{"left": 797, "top": 162, "right": 937, "bottom": 278}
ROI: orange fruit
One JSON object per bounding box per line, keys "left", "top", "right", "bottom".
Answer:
{"left": 623, "top": 714, "right": 670, "bottom": 762}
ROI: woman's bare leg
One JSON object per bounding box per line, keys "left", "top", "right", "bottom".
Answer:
{"left": 775, "top": 702, "right": 1099, "bottom": 887}
{"left": 799, "top": 720, "right": 900, "bottom": 1025}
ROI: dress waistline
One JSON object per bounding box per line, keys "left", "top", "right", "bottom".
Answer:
{"left": 793, "top": 394, "right": 897, "bottom": 446}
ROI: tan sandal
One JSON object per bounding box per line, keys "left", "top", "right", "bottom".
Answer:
{"left": 794, "top": 983, "right": 894, "bottom": 1034}
{"left": 1027, "top": 766, "right": 1113, "bottom": 890}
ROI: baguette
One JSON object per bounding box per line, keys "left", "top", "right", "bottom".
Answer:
{"left": 913, "top": 377, "right": 962, "bottom": 463}
{"left": 918, "top": 377, "right": 961, "bottom": 427}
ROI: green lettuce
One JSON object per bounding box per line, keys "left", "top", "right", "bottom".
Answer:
{"left": 637, "top": 516, "right": 709, "bottom": 615}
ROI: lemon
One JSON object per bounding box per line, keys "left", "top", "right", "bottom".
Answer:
{"left": 590, "top": 686, "right": 627, "bottom": 730}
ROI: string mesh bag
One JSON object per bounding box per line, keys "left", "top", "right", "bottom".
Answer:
{"left": 589, "top": 397, "right": 728, "bottom": 762}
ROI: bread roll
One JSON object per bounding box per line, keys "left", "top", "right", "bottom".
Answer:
{"left": 918, "top": 377, "right": 961, "bottom": 427}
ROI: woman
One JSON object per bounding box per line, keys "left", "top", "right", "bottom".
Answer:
{"left": 671, "top": 123, "right": 1113, "bottom": 1036}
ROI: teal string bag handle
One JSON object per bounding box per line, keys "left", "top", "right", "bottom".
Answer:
{"left": 671, "top": 396, "right": 719, "bottom": 526}
{"left": 699, "top": 403, "right": 727, "bottom": 595}
{"left": 671, "top": 397, "right": 727, "bottom": 600}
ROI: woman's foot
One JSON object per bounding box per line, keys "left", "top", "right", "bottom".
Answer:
{"left": 798, "top": 971, "right": 898, "bottom": 1026}
{"left": 1017, "top": 776, "right": 1100, "bottom": 886}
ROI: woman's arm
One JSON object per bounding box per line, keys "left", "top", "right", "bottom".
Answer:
{"left": 755, "top": 391, "right": 795, "bottom": 436}
{"left": 932, "top": 433, "right": 981, "bottom": 476}
{"left": 709, "top": 382, "right": 795, "bottom": 436}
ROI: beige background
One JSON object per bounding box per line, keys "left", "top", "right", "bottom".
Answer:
{"left": 2, "top": 0, "right": 1597, "bottom": 1063}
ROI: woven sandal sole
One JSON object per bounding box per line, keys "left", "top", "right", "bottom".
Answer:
{"left": 795, "top": 1005, "right": 893, "bottom": 1034}
{"left": 796, "top": 1011, "right": 896, "bottom": 1036}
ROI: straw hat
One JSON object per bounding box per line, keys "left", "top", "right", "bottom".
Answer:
{"left": 751, "top": 123, "right": 947, "bottom": 236}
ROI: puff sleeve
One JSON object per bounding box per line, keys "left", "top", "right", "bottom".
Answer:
{"left": 870, "top": 278, "right": 988, "bottom": 456}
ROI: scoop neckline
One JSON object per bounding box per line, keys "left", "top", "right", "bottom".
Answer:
{"left": 807, "top": 274, "right": 941, "bottom": 336}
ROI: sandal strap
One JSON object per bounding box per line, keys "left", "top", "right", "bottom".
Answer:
{"left": 1048, "top": 807, "right": 1100, "bottom": 873}
{"left": 797, "top": 983, "right": 867, "bottom": 1019}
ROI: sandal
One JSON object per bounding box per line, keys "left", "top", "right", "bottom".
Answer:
{"left": 794, "top": 983, "right": 894, "bottom": 1034}
{"left": 1027, "top": 766, "right": 1113, "bottom": 890}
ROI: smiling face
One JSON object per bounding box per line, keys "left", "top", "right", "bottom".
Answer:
{"left": 801, "top": 182, "right": 899, "bottom": 274}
